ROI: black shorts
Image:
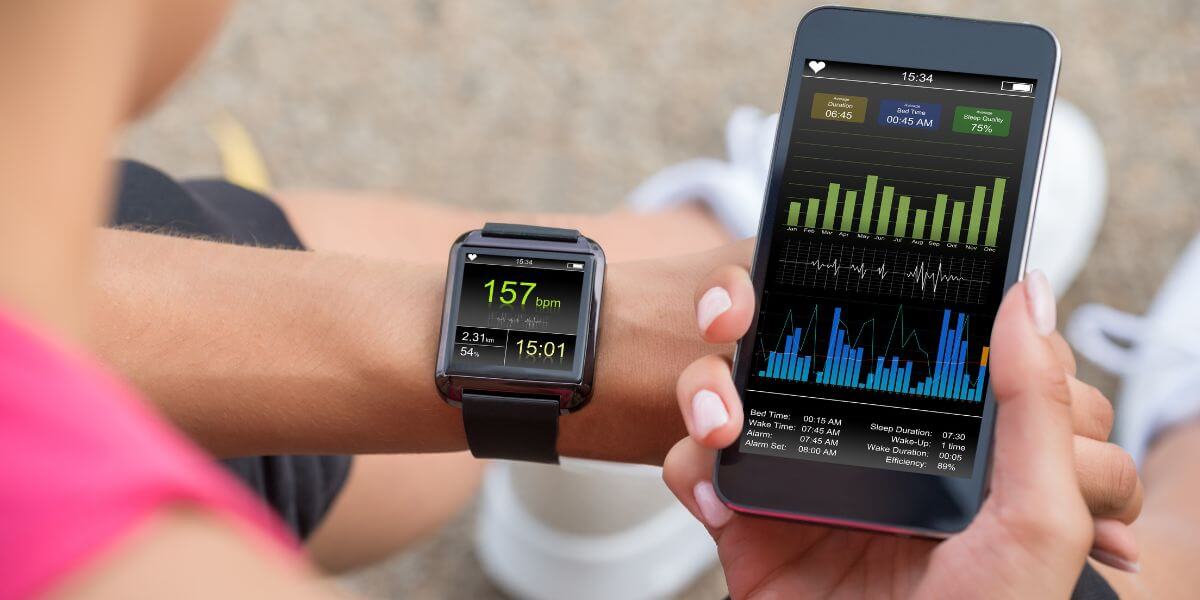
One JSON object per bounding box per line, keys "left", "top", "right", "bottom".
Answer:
{"left": 110, "top": 160, "right": 352, "bottom": 541}
{"left": 110, "top": 159, "right": 1118, "bottom": 598}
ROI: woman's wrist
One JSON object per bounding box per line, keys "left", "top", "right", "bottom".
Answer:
{"left": 93, "top": 227, "right": 751, "bottom": 462}
{"left": 559, "top": 241, "right": 754, "bottom": 464}
{"left": 91, "top": 229, "right": 467, "bottom": 457}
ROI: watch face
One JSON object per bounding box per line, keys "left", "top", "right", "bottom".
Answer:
{"left": 446, "top": 248, "right": 592, "bottom": 380}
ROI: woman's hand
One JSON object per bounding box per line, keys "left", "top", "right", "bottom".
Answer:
{"left": 666, "top": 267, "right": 1142, "bottom": 598}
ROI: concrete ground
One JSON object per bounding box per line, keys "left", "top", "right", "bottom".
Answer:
{"left": 123, "top": 1, "right": 1199, "bottom": 597}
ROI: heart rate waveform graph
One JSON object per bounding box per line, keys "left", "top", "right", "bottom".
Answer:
{"left": 775, "top": 239, "right": 993, "bottom": 304}
{"left": 756, "top": 304, "right": 990, "bottom": 403}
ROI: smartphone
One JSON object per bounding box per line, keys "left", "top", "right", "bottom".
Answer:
{"left": 716, "top": 7, "right": 1060, "bottom": 537}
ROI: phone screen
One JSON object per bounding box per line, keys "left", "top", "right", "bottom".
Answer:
{"left": 740, "top": 60, "right": 1038, "bottom": 479}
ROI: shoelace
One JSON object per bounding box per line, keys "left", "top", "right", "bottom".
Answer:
{"left": 1066, "top": 304, "right": 1146, "bottom": 375}
{"left": 1068, "top": 302, "right": 1200, "bottom": 463}
{"left": 1068, "top": 302, "right": 1200, "bottom": 381}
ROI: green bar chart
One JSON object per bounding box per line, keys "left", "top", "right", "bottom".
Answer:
{"left": 823, "top": 184, "right": 840, "bottom": 230}
{"left": 967, "top": 186, "right": 986, "bottom": 245}
{"left": 930, "top": 194, "right": 947, "bottom": 242}
{"left": 783, "top": 175, "right": 1008, "bottom": 248}
{"left": 786, "top": 202, "right": 803, "bottom": 227}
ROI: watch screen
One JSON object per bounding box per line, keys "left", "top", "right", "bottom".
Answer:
{"left": 451, "top": 251, "right": 588, "bottom": 373}
{"left": 740, "top": 60, "right": 1038, "bottom": 478}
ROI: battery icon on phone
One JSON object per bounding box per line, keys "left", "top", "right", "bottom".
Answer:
{"left": 567, "top": 262, "right": 584, "bottom": 270}
{"left": 1001, "top": 81, "right": 1034, "bottom": 93}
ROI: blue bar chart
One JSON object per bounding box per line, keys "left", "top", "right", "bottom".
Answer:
{"left": 757, "top": 307, "right": 989, "bottom": 402}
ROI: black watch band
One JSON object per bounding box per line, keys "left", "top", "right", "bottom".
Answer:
{"left": 481, "top": 222, "right": 581, "bottom": 243}
{"left": 462, "top": 392, "right": 560, "bottom": 463}
{"left": 458, "top": 222, "right": 584, "bottom": 464}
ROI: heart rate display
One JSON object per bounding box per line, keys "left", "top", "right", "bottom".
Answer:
{"left": 740, "top": 59, "right": 1037, "bottom": 478}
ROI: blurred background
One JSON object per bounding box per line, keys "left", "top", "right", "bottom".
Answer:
{"left": 121, "top": 0, "right": 1199, "bottom": 597}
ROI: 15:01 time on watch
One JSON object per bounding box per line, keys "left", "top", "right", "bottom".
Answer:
{"left": 514, "top": 336, "right": 568, "bottom": 359}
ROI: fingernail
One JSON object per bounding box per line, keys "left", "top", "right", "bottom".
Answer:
{"left": 697, "top": 287, "right": 733, "bottom": 333}
{"left": 1090, "top": 548, "right": 1141, "bottom": 573}
{"left": 693, "top": 480, "right": 733, "bottom": 528}
{"left": 1092, "top": 519, "right": 1140, "bottom": 574}
{"left": 691, "top": 389, "right": 729, "bottom": 438}
{"left": 1024, "top": 270, "right": 1056, "bottom": 336}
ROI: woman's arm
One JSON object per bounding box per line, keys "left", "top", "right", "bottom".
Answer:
{"left": 90, "top": 227, "right": 745, "bottom": 462}
{"left": 61, "top": 510, "right": 335, "bottom": 600}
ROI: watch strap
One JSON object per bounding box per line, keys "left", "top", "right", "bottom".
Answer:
{"left": 461, "top": 392, "right": 561, "bottom": 463}
{"left": 458, "top": 222, "right": 580, "bottom": 464}
{"left": 481, "top": 222, "right": 581, "bottom": 243}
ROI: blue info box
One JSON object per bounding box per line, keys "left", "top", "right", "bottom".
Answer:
{"left": 878, "top": 100, "right": 941, "bottom": 130}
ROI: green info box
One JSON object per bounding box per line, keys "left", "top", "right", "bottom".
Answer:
{"left": 952, "top": 106, "right": 1012, "bottom": 137}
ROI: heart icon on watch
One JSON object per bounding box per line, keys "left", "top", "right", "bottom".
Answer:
{"left": 467, "top": 253, "right": 477, "bottom": 261}
{"left": 808, "top": 60, "right": 826, "bottom": 74}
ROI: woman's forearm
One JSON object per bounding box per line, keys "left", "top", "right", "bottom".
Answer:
{"left": 91, "top": 228, "right": 464, "bottom": 457}
{"left": 91, "top": 228, "right": 742, "bottom": 462}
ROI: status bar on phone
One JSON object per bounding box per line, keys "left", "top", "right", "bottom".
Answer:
{"left": 803, "top": 59, "right": 1036, "bottom": 98}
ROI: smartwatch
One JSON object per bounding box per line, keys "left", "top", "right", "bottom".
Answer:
{"left": 435, "top": 223, "right": 605, "bottom": 463}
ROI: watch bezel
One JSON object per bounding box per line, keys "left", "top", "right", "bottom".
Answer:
{"left": 434, "top": 230, "right": 605, "bottom": 414}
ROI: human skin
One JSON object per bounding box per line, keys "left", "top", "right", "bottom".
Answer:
{"left": 90, "top": 226, "right": 737, "bottom": 463}
{"left": 665, "top": 271, "right": 1121, "bottom": 598}
{"left": 110, "top": 189, "right": 1154, "bottom": 575}
{"left": 669, "top": 264, "right": 1200, "bottom": 598}
{"left": 244, "top": 193, "right": 734, "bottom": 571}
{"left": 2, "top": 0, "right": 336, "bottom": 597}
{"left": 92, "top": 200, "right": 1140, "bottom": 567}
{"left": 0, "top": 0, "right": 1163, "bottom": 597}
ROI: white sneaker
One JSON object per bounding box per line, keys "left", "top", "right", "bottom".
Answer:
{"left": 1068, "top": 235, "right": 1200, "bottom": 464}
{"left": 1027, "top": 100, "right": 1108, "bottom": 297}
{"left": 628, "top": 106, "right": 777, "bottom": 239}
{"left": 628, "top": 101, "right": 1108, "bottom": 296}
{"left": 474, "top": 460, "right": 717, "bottom": 600}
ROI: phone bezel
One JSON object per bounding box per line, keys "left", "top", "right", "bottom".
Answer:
{"left": 715, "top": 6, "right": 1061, "bottom": 537}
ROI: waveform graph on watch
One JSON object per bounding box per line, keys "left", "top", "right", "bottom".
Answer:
{"left": 451, "top": 252, "right": 589, "bottom": 373}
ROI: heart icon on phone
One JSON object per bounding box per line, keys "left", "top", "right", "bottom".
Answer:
{"left": 809, "top": 60, "right": 826, "bottom": 74}
{"left": 467, "top": 253, "right": 477, "bottom": 261}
